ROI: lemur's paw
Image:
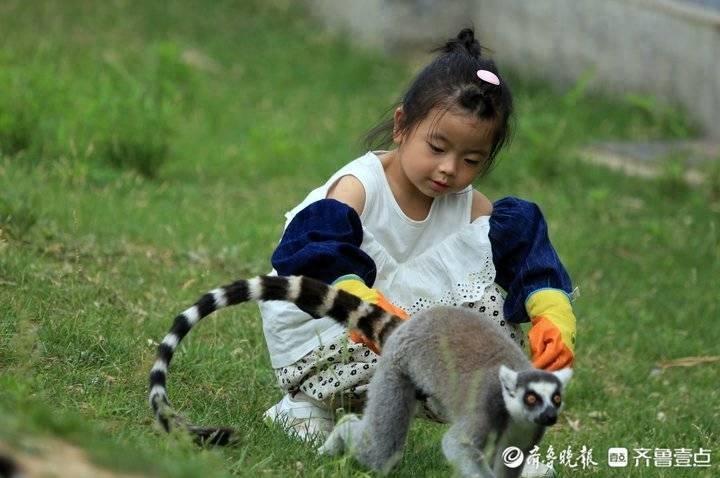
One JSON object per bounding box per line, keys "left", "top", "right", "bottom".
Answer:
{"left": 317, "top": 414, "right": 361, "bottom": 456}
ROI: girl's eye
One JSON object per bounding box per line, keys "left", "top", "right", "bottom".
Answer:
{"left": 428, "top": 143, "right": 444, "bottom": 154}
{"left": 464, "top": 159, "right": 481, "bottom": 166}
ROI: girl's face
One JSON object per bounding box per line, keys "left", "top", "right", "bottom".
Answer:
{"left": 393, "top": 107, "right": 496, "bottom": 198}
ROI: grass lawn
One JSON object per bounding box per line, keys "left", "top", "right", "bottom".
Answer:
{"left": 1, "top": 0, "right": 718, "bottom": 476}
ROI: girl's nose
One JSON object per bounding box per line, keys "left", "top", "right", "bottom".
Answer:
{"left": 439, "top": 157, "right": 456, "bottom": 176}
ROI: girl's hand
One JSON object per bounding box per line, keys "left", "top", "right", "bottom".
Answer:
{"left": 333, "top": 275, "right": 408, "bottom": 354}
{"left": 526, "top": 289, "right": 576, "bottom": 370}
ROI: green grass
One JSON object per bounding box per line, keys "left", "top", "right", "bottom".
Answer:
{"left": 1, "top": 0, "right": 718, "bottom": 476}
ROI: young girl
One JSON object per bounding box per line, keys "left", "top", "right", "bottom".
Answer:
{"left": 260, "top": 29, "right": 576, "bottom": 449}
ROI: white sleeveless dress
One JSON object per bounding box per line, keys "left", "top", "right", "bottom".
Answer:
{"left": 260, "top": 152, "right": 522, "bottom": 373}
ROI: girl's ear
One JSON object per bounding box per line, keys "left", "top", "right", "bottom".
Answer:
{"left": 392, "top": 106, "right": 405, "bottom": 145}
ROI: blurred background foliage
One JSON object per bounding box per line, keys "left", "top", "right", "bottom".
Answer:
{"left": 0, "top": 0, "right": 717, "bottom": 476}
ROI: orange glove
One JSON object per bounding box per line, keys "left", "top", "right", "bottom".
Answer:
{"left": 332, "top": 275, "right": 408, "bottom": 354}
{"left": 526, "top": 289, "right": 576, "bottom": 370}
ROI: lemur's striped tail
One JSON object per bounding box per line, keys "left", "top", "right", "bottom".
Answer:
{"left": 148, "top": 275, "right": 403, "bottom": 445}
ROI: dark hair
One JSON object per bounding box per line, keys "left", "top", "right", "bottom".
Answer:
{"left": 364, "top": 28, "right": 514, "bottom": 175}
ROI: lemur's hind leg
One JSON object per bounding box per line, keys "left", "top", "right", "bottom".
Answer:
{"left": 319, "top": 362, "right": 416, "bottom": 474}
{"left": 441, "top": 421, "right": 495, "bottom": 478}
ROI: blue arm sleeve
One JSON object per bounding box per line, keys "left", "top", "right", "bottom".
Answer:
{"left": 489, "top": 197, "right": 573, "bottom": 324}
{"left": 271, "top": 199, "right": 377, "bottom": 286}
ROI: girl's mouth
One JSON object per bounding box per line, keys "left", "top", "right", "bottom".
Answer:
{"left": 430, "top": 180, "right": 449, "bottom": 191}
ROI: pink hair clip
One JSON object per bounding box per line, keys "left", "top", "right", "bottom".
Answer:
{"left": 477, "top": 69, "right": 500, "bottom": 86}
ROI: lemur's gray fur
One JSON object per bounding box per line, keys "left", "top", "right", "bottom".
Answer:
{"left": 319, "top": 306, "right": 572, "bottom": 477}
{"left": 148, "top": 275, "right": 571, "bottom": 477}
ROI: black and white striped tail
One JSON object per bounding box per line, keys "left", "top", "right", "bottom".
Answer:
{"left": 148, "top": 275, "right": 403, "bottom": 443}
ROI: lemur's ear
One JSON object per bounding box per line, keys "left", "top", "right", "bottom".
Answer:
{"left": 553, "top": 367, "right": 573, "bottom": 387}
{"left": 498, "top": 365, "right": 518, "bottom": 392}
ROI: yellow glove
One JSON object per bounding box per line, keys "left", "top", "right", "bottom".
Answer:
{"left": 526, "top": 289, "right": 576, "bottom": 370}
{"left": 333, "top": 275, "right": 408, "bottom": 354}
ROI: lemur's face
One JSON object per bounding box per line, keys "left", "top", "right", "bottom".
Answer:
{"left": 499, "top": 366, "right": 572, "bottom": 426}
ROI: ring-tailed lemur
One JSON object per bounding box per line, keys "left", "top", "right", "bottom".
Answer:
{"left": 148, "top": 275, "right": 571, "bottom": 477}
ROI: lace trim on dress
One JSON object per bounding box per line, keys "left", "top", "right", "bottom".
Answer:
{"left": 361, "top": 217, "right": 496, "bottom": 317}
{"left": 402, "top": 250, "right": 495, "bottom": 315}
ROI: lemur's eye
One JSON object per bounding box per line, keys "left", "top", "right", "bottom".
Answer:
{"left": 552, "top": 394, "right": 562, "bottom": 405}
{"left": 524, "top": 393, "right": 539, "bottom": 406}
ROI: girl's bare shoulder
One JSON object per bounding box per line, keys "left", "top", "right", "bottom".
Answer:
{"left": 327, "top": 175, "right": 366, "bottom": 215}
{"left": 471, "top": 189, "right": 493, "bottom": 221}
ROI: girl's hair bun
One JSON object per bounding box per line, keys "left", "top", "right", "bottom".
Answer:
{"left": 441, "top": 27, "right": 482, "bottom": 59}
{"left": 457, "top": 28, "right": 481, "bottom": 57}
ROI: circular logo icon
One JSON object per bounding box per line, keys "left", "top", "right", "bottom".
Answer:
{"left": 502, "top": 446, "right": 524, "bottom": 468}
